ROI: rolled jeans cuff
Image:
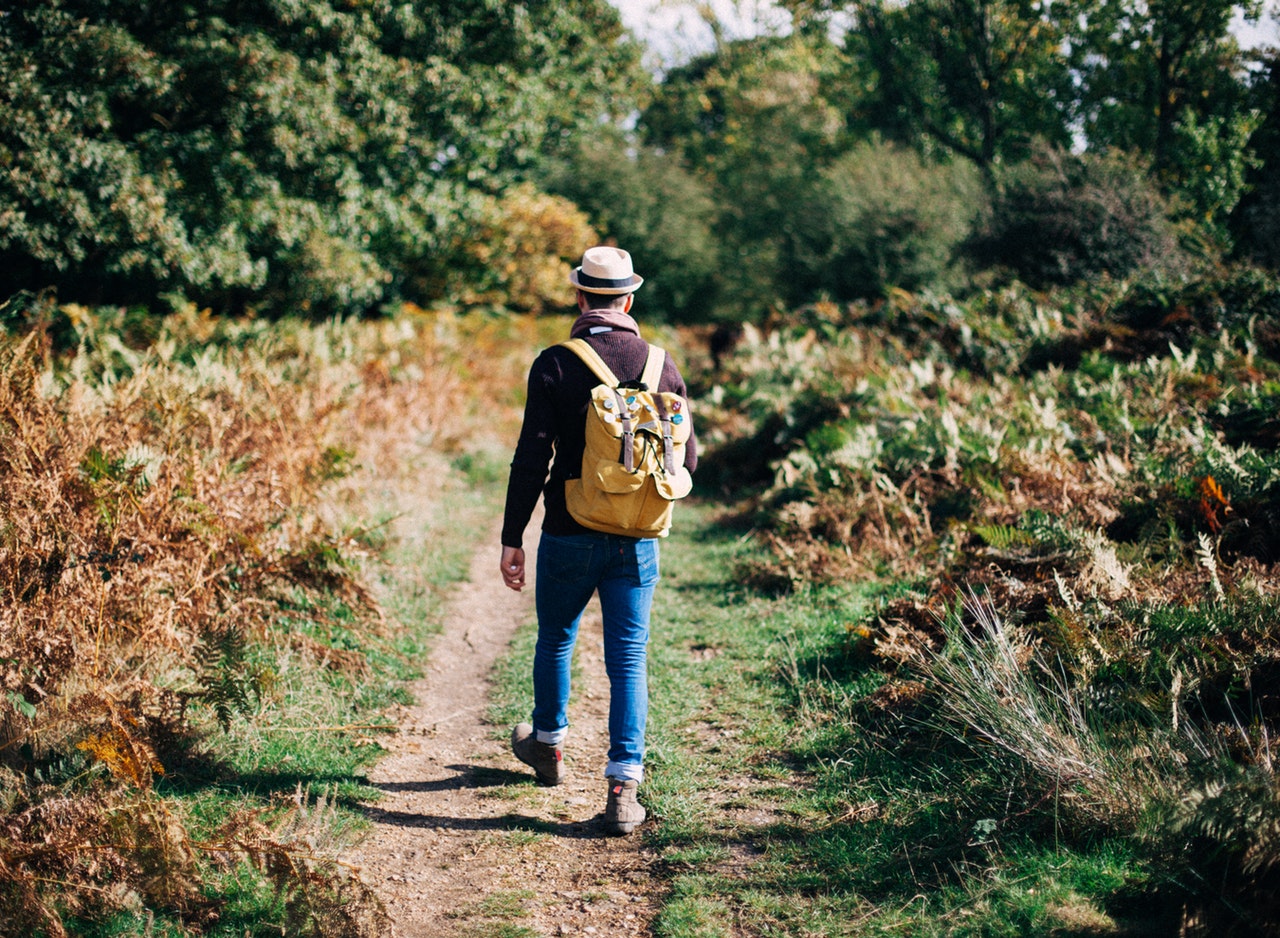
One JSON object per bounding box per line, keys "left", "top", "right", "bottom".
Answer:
{"left": 605, "top": 761, "right": 643, "bottom": 783}
{"left": 536, "top": 727, "right": 568, "bottom": 746}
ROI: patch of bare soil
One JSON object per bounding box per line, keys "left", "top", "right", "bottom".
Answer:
{"left": 344, "top": 518, "right": 662, "bottom": 937}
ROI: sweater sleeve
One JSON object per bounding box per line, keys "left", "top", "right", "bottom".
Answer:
{"left": 501, "top": 353, "right": 558, "bottom": 549}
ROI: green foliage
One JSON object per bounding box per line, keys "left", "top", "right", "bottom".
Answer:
{"left": 1112, "top": 264, "right": 1280, "bottom": 340}
{"left": 973, "top": 144, "right": 1192, "bottom": 287}
{"left": 667, "top": 0, "right": 1266, "bottom": 309}
{"left": 1169, "top": 107, "right": 1262, "bottom": 246}
{"left": 798, "top": 140, "right": 985, "bottom": 299}
{"left": 541, "top": 136, "right": 721, "bottom": 322}
{"left": 195, "top": 621, "right": 256, "bottom": 732}
{"left": 972, "top": 510, "right": 1076, "bottom": 556}
{"left": 0, "top": 0, "right": 644, "bottom": 316}
{"left": 1065, "top": 0, "right": 1261, "bottom": 203}
{"left": 697, "top": 258, "right": 1280, "bottom": 925}
{"left": 1042, "top": 0, "right": 1270, "bottom": 250}
{"left": 821, "top": 0, "right": 1261, "bottom": 244}
{"left": 1164, "top": 765, "right": 1280, "bottom": 922}
{"left": 3, "top": 0, "right": 1269, "bottom": 320}
{"left": 835, "top": 0, "right": 1076, "bottom": 170}
{"left": 930, "top": 591, "right": 1180, "bottom": 833}
{"left": 640, "top": 33, "right": 847, "bottom": 318}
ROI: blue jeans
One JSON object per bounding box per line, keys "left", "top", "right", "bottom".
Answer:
{"left": 532, "top": 531, "right": 660, "bottom": 782}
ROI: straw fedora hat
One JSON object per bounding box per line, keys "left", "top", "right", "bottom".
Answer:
{"left": 568, "top": 246, "right": 644, "bottom": 295}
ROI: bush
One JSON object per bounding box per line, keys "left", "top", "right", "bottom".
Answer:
{"left": 798, "top": 140, "right": 984, "bottom": 300}
{"left": 431, "top": 184, "right": 598, "bottom": 314}
{"left": 541, "top": 139, "right": 721, "bottom": 322}
{"left": 973, "top": 145, "right": 1192, "bottom": 287}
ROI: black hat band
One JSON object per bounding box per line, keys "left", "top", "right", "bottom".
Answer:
{"left": 576, "top": 271, "right": 638, "bottom": 289}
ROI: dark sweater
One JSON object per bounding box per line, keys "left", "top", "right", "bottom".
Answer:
{"left": 501, "top": 328, "right": 698, "bottom": 548}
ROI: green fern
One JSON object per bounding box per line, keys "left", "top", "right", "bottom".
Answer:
{"left": 195, "top": 621, "right": 254, "bottom": 731}
{"left": 1164, "top": 765, "right": 1280, "bottom": 924}
{"left": 972, "top": 511, "right": 1080, "bottom": 556}
{"left": 971, "top": 523, "right": 1034, "bottom": 550}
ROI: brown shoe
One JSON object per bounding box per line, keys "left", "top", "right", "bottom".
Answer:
{"left": 604, "top": 777, "right": 646, "bottom": 835}
{"left": 511, "top": 723, "right": 564, "bottom": 786}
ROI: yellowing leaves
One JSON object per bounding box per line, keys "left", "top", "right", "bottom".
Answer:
{"left": 455, "top": 183, "right": 598, "bottom": 314}
{"left": 77, "top": 724, "right": 164, "bottom": 791}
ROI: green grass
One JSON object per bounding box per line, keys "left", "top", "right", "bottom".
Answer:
{"left": 460, "top": 925, "right": 540, "bottom": 938}
{"left": 452, "top": 889, "right": 536, "bottom": 919}
{"left": 593, "top": 500, "right": 1165, "bottom": 938}
{"left": 475, "top": 493, "right": 1247, "bottom": 935}
{"left": 653, "top": 890, "right": 733, "bottom": 938}
{"left": 487, "top": 615, "right": 540, "bottom": 732}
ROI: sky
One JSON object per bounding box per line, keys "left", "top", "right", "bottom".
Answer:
{"left": 610, "top": 0, "right": 1280, "bottom": 70}
{"left": 1233, "top": 4, "right": 1280, "bottom": 52}
{"left": 609, "top": 0, "right": 792, "bottom": 68}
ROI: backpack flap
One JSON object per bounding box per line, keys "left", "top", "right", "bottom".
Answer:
{"left": 584, "top": 385, "right": 646, "bottom": 493}
{"left": 641, "top": 388, "right": 693, "bottom": 500}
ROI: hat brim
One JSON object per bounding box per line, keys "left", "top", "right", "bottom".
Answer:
{"left": 569, "top": 269, "right": 643, "bottom": 295}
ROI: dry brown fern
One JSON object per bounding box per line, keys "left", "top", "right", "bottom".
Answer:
{"left": 0, "top": 306, "right": 491, "bottom": 934}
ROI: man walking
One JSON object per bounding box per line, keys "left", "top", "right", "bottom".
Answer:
{"left": 499, "top": 246, "right": 697, "bottom": 835}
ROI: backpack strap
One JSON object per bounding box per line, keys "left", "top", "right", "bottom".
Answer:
{"left": 641, "top": 345, "right": 678, "bottom": 476}
{"left": 560, "top": 338, "right": 619, "bottom": 387}
{"left": 561, "top": 339, "right": 666, "bottom": 392}
{"left": 561, "top": 338, "right": 636, "bottom": 471}
{"left": 640, "top": 344, "right": 665, "bottom": 390}
{"left": 652, "top": 392, "right": 675, "bottom": 476}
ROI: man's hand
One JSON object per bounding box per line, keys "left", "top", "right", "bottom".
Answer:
{"left": 500, "top": 545, "right": 526, "bottom": 592}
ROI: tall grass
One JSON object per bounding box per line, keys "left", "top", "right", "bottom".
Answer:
{"left": 926, "top": 589, "right": 1167, "bottom": 833}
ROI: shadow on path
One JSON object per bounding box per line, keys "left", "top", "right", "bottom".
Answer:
{"left": 372, "top": 764, "right": 526, "bottom": 794}
{"left": 361, "top": 805, "right": 605, "bottom": 839}
{"left": 362, "top": 762, "right": 608, "bottom": 838}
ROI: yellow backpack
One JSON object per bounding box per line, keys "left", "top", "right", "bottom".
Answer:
{"left": 561, "top": 338, "right": 694, "bottom": 538}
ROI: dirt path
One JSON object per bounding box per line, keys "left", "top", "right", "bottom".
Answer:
{"left": 345, "top": 516, "right": 662, "bottom": 937}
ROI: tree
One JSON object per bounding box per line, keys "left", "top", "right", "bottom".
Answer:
{"left": 640, "top": 33, "right": 847, "bottom": 318}
{"left": 1066, "top": 0, "right": 1258, "bottom": 167}
{"left": 814, "top": 0, "right": 1076, "bottom": 174}
{"left": 0, "top": 0, "right": 646, "bottom": 316}
{"left": 1063, "top": 0, "right": 1263, "bottom": 237}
